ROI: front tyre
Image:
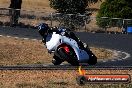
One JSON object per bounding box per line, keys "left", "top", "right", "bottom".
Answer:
{"left": 67, "top": 57, "right": 79, "bottom": 66}
{"left": 88, "top": 53, "right": 97, "bottom": 65}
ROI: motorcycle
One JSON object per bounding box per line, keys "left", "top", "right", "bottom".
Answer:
{"left": 37, "top": 23, "right": 97, "bottom": 66}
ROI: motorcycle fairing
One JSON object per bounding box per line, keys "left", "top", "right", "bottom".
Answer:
{"left": 62, "top": 36, "right": 90, "bottom": 63}
{"left": 46, "top": 32, "right": 61, "bottom": 52}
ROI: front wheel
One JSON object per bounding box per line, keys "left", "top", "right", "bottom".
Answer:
{"left": 67, "top": 57, "right": 79, "bottom": 66}
{"left": 88, "top": 53, "right": 97, "bottom": 65}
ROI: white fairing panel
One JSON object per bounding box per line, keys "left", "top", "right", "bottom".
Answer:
{"left": 62, "top": 36, "right": 79, "bottom": 48}
{"left": 62, "top": 36, "right": 89, "bottom": 63}
{"left": 46, "top": 32, "right": 61, "bottom": 51}
{"left": 77, "top": 49, "right": 89, "bottom": 63}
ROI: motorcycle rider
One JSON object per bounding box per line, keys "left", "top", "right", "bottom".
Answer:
{"left": 38, "top": 23, "right": 50, "bottom": 43}
{"left": 37, "top": 23, "right": 97, "bottom": 65}
{"left": 37, "top": 23, "right": 88, "bottom": 50}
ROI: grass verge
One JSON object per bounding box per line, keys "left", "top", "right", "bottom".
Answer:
{"left": 0, "top": 70, "right": 131, "bottom": 88}
{"left": 0, "top": 36, "right": 113, "bottom": 65}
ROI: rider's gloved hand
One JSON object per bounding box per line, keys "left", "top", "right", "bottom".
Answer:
{"left": 60, "top": 32, "right": 66, "bottom": 36}
{"left": 83, "top": 42, "right": 88, "bottom": 48}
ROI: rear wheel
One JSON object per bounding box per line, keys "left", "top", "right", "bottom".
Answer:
{"left": 58, "top": 45, "right": 79, "bottom": 66}
{"left": 52, "top": 55, "right": 63, "bottom": 65}
{"left": 58, "top": 48, "right": 69, "bottom": 60}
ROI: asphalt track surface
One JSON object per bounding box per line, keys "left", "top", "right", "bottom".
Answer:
{"left": 0, "top": 26, "right": 132, "bottom": 68}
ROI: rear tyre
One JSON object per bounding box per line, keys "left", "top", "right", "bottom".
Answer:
{"left": 58, "top": 47, "right": 79, "bottom": 66}
{"left": 58, "top": 48, "right": 69, "bottom": 60}
{"left": 52, "top": 55, "right": 63, "bottom": 65}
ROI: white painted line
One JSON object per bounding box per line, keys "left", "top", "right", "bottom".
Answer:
{"left": 31, "top": 39, "right": 37, "bottom": 41}
{"left": 23, "top": 38, "right": 29, "bottom": 40}
{"left": 3, "top": 35, "right": 40, "bottom": 42}
{"left": 121, "top": 52, "right": 131, "bottom": 60}
{"left": 42, "top": 64, "right": 49, "bottom": 66}
{"left": 6, "top": 36, "right": 11, "bottom": 38}
{"left": 101, "top": 50, "right": 131, "bottom": 63}
{"left": 14, "top": 37, "right": 19, "bottom": 39}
